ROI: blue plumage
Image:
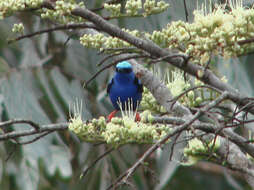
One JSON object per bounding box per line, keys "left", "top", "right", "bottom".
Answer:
{"left": 107, "top": 61, "right": 143, "bottom": 111}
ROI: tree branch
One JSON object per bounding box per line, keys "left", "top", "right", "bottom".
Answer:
{"left": 8, "top": 22, "right": 98, "bottom": 44}
{"left": 70, "top": 6, "right": 254, "bottom": 115}
{"left": 0, "top": 119, "right": 41, "bottom": 130}
{"left": 106, "top": 92, "right": 239, "bottom": 189}
{"left": 0, "top": 122, "right": 68, "bottom": 141}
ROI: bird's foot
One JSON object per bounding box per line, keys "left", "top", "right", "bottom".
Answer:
{"left": 107, "top": 110, "right": 118, "bottom": 122}
{"left": 108, "top": 111, "right": 140, "bottom": 122}
{"left": 135, "top": 112, "right": 141, "bottom": 122}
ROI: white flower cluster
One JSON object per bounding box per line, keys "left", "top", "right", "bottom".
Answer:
{"left": 69, "top": 116, "right": 107, "bottom": 143}
{"left": 103, "top": 0, "right": 169, "bottom": 17}
{"left": 102, "top": 116, "right": 170, "bottom": 147}
{"left": 0, "top": 0, "right": 85, "bottom": 23}
{"left": 41, "top": 0, "right": 85, "bottom": 24}
{"left": 80, "top": 29, "right": 140, "bottom": 51}
{"left": 140, "top": 68, "right": 226, "bottom": 112}
{"left": 0, "top": 0, "right": 43, "bottom": 19}
{"left": 143, "top": 0, "right": 169, "bottom": 16}
{"left": 146, "top": 2, "right": 254, "bottom": 64}
{"left": 140, "top": 70, "right": 202, "bottom": 113}
{"left": 140, "top": 87, "right": 167, "bottom": 113}
{"left": 80, "top": 33, "right": 105, "bottom": 49}
{"left": 183, "top": 137, "right": 220, "bottom": 165}
{"left": 12, "top": 23, "right": 24, "bottom": 34}
{"left": 104, "top": 3, "right": 121, "bottom": 17}
{"left": 125, "top": 0, "right": 142, "bottom": 16}
{"left": 69, "top": 113, "right": 171, "bottom": 147}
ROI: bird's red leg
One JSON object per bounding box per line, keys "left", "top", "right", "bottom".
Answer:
{"left": 107, "top": 110, "right": 118, "bottom": 122}
{"left": 135, "top": 112, "right": 141, "bottom": 122}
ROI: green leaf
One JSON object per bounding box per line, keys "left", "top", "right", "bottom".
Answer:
{"left": 1, "top": 70, "right": 50, "bottom": 127}
{"left": 44, "top": 145, "right": 72, "bottom": 178}
{"left": 20, "top": 40, "right": 41, "bottom": 67}
{"left": 16, "top": 157, "right": 39, "bottom": 190}
{"left": 0, "top": 69, "right": 73, "bottom": 188}
{"left": 217, "top": 58, "right": 254, "bottom": 96}
{"left": 155, "top": 137, "right": 185, "bottom": 190}
{"left": 36, "top": 68, "right": 67, "bottom": 122}
{"left": 49, "top": 67, "right": 92, "bottom": 120}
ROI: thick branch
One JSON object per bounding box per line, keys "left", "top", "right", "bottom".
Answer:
{"left": 107, "top": 92, "right": 254, "bottom": 189}
{"left": 152, "top": 115, "right": 254, "bottom": 158}
{"left": 70, "top": 6, "right": 254, "bottom": 115}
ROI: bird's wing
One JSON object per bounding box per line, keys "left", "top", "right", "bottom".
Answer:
{"left": 134, "top": 77, "right": 143, "bottom": 93}
{"left": 107, "top": 78, "right": 114, "bottom": 94}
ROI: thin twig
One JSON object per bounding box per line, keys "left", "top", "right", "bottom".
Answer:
{"left": 168, "top": 85, "right": 222, "bottom": 110}
{"left": 169, "top": 131, "right": 182, "bottom": 161}
{"left": 106, "top": 113, "right": 201, "bottom": 189}
{"left": 97, "top": 52, "right": 139, "bottom": 67}
{"left": 238, "top": 38, "right": 254, "bottom": 45}
{"left": 84, "top": 54, "right": 147, "bottom": 87}
{"left": 98, "top": 47, "right": 138, "bottom": 55}
{"left": 0, "top": 122, "right": 68, "bottom": 141}
{"left": 107, "top": 92, "right": 228, "bottom": 190}
{"left": 81, "top": 147, "right": 114, "bottom": 178}
{"left": 148, "top": 54, "right": 188, "bottom": 64}
{"left": 5, "top": 144, "right": 17, "bottom": 162}
{"left": 234, "top": 99, "right": 254, "bottom": 116}
{"left": 107, "top": 92, "right": 230, "bottom": 189}
{"left": 204, "top": 53, "right": 212, "bottom": 71}
{"left": 183, "top": 0, "right": 189, "bottom": 22}
{"left": 70, "top": 5, "right": 254, "bottom": 115}
{"left": 14, "top": 131, "right": 52, "bottom": 145}
{"left": 8, "top": 23, "right": 98, "bottom": 44}
{"left": 0, "top": 119, "right": 41, "bottom": 130}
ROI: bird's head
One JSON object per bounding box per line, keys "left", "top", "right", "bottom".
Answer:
{"left": 116, "top": 61, "right": 133, "bottom": 74}
{"left": 115, "top": 61, "right": 134, "bottom": 82}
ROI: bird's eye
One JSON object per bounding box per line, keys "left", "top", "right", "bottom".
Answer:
{"left": 123, "top": 68, "right": 132, "bottom": 73}
{"left": 116, "top": 68, "right": 132, "bottom": 73}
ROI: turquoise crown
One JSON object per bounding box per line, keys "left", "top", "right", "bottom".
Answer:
{"left": 116, "top": 61, "right": 132, "bottom": 69}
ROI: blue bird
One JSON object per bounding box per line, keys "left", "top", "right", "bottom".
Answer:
{"left": 107, "top": 61, "right": 143, "bottom": 121}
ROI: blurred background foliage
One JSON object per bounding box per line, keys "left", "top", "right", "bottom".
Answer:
{"left": 0, "top": 0, "right": 253, "bottom": 189}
